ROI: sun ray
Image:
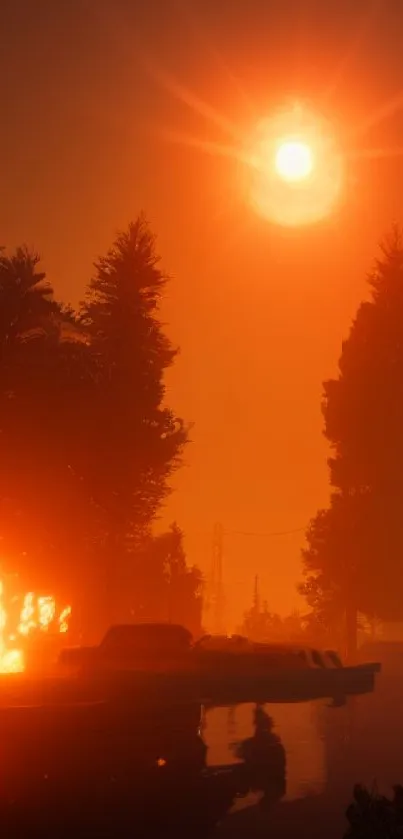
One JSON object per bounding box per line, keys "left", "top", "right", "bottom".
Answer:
{"left": 171, "top": 0, "right": 257, "bottom": 117}
{"left": 349, "top": 90, "right": 403, "bottom": 141}
{"left": 157, "top": 127, "right": 252, "bottom": 167}
{"left": 82, "top": 0, "right": 398, "bottom": 229}
{"left": 81, "top": 0, "right": 243, "bottom": 141}
{"left": 138, "top": 54, "right": 244, "bottom": 143}
{"left": 321, "top": 0, "right": 383, "bottom": 103}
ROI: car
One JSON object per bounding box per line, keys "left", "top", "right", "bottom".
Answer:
{"left": 59, "top": 623, "right": 193, "bottom": 673}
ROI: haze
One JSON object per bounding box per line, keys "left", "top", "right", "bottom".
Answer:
{"left": 1, "top": 0, "right": 403, "bottom": 628}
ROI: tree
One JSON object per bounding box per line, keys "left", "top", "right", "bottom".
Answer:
{"left": 239, "top": 602, "right": 283, "bottom": 642}
{"left": 325, "top": 226, "right": 403, "bottom": 493}
{"left": 301, "top": 228, "right": 403, "bottom": 655}
{"left": 298, "top": 570, "right": 343, "bottom": 646}
{"left": 0, "top": 245, "right": 55, "bottom": 357}
{"left": 0, "top": 224, "right": 191, "bottom": 639}
{"left": 79, "top": 217, "right": 188, "bottom": 625}
{"left": 300, "top": 499, "right": 358, "bottom": 652}
{"left": 120, "top": 523, "right": 203, "bottom": 638}
{"left": 0, "top": 245, "right": 97, "bottom": 600}
{"left": 239, "top": 601, "right": 306, "bottom": 643}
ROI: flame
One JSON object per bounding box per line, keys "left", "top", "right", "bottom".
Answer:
{"left": 0, "top": 649, "right": 24, "bottom": 674}
{"left": 18, "top": 592, "right": 36, "bottom": 636}
{"left": 0, "top": 581, "right": 23, "bottom": 673}
{"left": 38, "top": 596, "right": 56, "bottom": 631}
{"left": 58, "top": 605, "right": 71, "bottom": 634}
{"left": 0, "top": 580, "right": 71, "bottom": 673}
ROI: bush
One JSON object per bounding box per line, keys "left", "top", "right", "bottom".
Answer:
{"left": 344, "top": 783, "right": 403, "bottom": 838}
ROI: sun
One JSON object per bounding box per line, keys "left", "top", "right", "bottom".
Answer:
{"left": 275, "top": 140, "right": 314, "bottom": 182}
{"left": 248, "top": 104, "right": 344, "bottom": 227}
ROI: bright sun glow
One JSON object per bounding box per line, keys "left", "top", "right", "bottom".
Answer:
{"left": 275, "top": 140, "right": 313, "bottom": 182}
{"left": 248, "top": 104, "right": 344, "bottom": 227}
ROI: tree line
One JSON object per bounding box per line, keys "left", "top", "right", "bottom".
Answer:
{"left": 301, "top": 227, "right": 403, "bottom": 657}
{"left": 5, "top": 211, "right": 400, "bottom": 654}
{"left": 0, "top": 216, "right": 202, "bottom": 640}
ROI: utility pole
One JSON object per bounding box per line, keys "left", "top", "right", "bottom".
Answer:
{"left": 253, "top": 574, "right": 260, "bottom": 615}
{"left": 209, "top": 522, "right": 225, "bottom": 634}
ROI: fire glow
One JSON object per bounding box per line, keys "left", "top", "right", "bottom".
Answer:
{"left": 0, "top": 581, "right": 71, "bottom": 674}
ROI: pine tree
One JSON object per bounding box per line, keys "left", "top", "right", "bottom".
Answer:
{"left": 80, "top": 217, "right": 188, "bottom": 624}
{"left": 0, "top": 245, "right": 54, "bottom": 357}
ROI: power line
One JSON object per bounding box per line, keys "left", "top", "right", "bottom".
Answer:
{"left": 224, "top": 526, "right": 306, "bottom": 538}
{"left": 184, "top": 525, "right": 306, "bottom": 541}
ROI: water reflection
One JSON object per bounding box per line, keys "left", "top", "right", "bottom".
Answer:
{"left": 0, "top": 697, "right": 293, "bottom": 838}
{"left": 233, "top": 704, "right": 286, "bottom": 810}
{"left": 204, "top": 701, "right": 326, "bottom": 799}
{"left": 2, "top": 666, "right": 403, "bottom": 839}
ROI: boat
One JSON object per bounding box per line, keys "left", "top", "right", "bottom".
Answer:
{"left": 55, "top": 625, "right": 381, "bottom": 706}
{"left": 191, "top": 638, "right": 380, "bottom": 704}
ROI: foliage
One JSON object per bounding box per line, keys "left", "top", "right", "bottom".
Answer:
{"left": 301, "top": 229, "right": 403, "bottom": 643}
{"left": 0, "top": 245, "right": 95, "bottom": 595}
{"left": 77, "top": 217, "right": 189, "bottom": 624}
{"left": 240, "top": 602, "right": 283, "bottom": 641}
{"left": 0, "top": 245, "right": 55, "bottom": 356}
{"left": 79, "top": 217, "right": 187, "bottom": 536}
{"left": 344, "top": 784, "right": 403, "bottom": 839}
{"left": 325, "top": 227, "right": 403, "bottom": 494}
{"left": 126, "top": 523, "right": 203, "bottom": 637}
{"left": 0, "top": 219, "right": 198, "bottom": 634}
{"left": 239, "top": 602, "right": 307, "bottom": 643}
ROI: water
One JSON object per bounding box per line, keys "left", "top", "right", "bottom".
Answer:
{"left": 1, "top": 663, "right": 402, "bottom": 837}
{"left": 204, "top": 702, "right": 327, "bottom": 799}
{"left": 202, "top": 661, "right": 403, "bottom": 836}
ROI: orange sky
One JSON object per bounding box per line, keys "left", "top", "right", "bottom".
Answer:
{"left": 2, "top": 0, "right": 403, "bottom": 629}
